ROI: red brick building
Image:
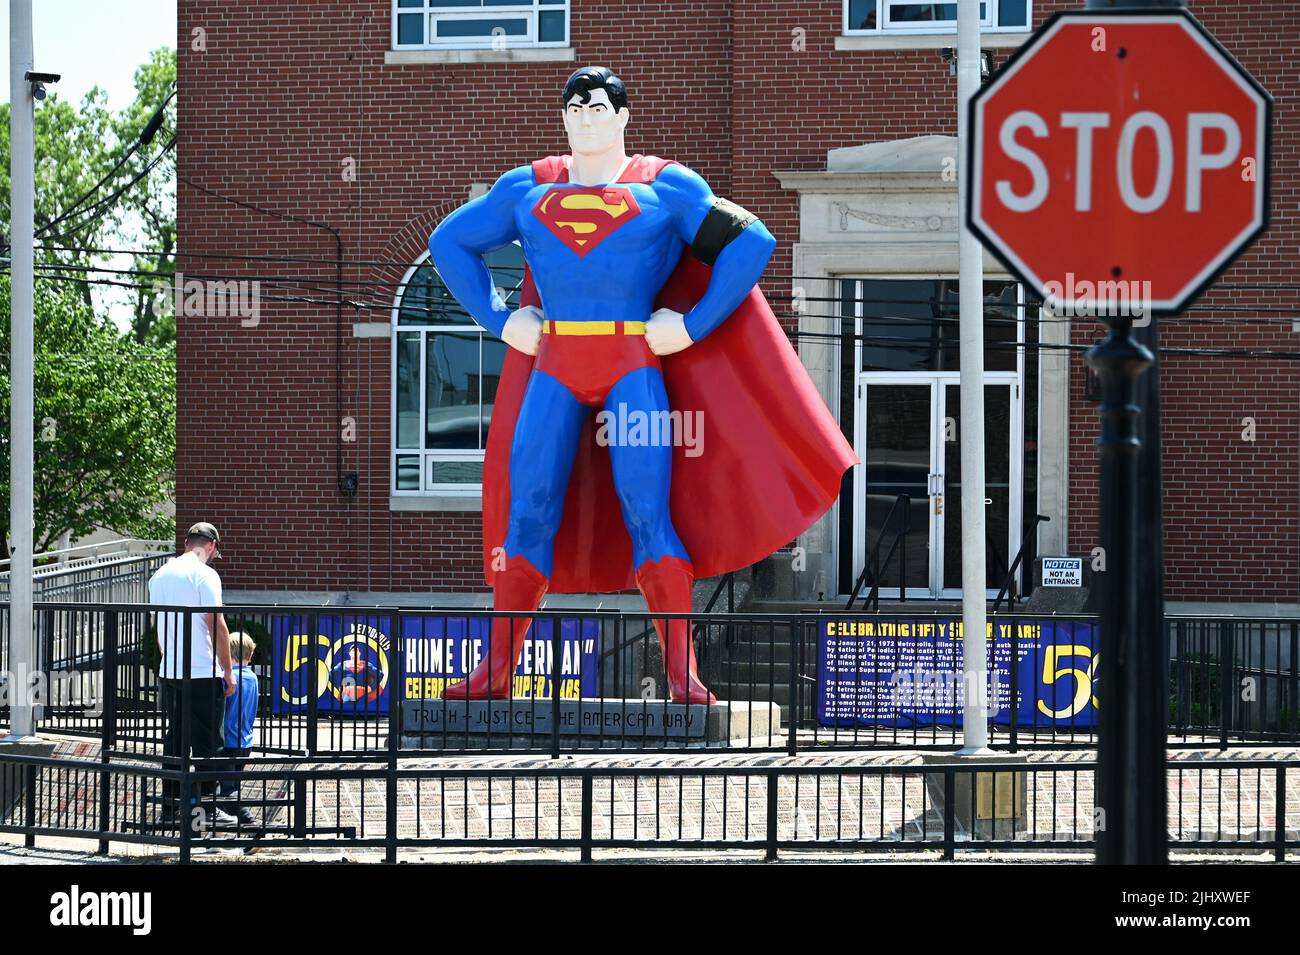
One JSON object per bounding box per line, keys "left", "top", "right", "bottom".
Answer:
{"left": 175, "top": 0, "right": 1298, "bottom": 609}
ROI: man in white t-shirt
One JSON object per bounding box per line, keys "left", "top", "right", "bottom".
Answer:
{"left": 149, "top": 522, "right": 236, "bottom": 823}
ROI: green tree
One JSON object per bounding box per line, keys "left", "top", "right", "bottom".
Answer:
{"left": 0, "top": 47, "right": 176, "bottom": 347}
{"left": 0, "top": 275, "right": 175, "bottom": 551}
{"left": 0, "top": 48, "right": 176, "bottom": 551}
{"left": 112, "top": 48, "right": 177, "bottom": 349}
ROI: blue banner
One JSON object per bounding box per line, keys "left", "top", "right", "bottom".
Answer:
{"left": 270, "top": 614, "right": 600, "bottom": 715}
{"left": 816, "top": 618, "right": 1098, "bottom": 729}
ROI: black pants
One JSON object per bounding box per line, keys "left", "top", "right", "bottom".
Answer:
{"left": 161, "top": 678, "right": 225, "bottom": 806}
{"left": 217, "top": 747, "right": 252, "bottom": 799}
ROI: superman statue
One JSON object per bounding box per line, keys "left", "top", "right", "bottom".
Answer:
{"left": 429, "top": 66, "right": 855, "bottom": 705}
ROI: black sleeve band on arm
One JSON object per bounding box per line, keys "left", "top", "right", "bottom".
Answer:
{"left": 690, "top": 197, "right": 759, "bottom": 267}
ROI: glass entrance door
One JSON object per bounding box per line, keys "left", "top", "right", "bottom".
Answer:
{"left": 940, "top": 382, "right": 1018, "bottom": 597}
{"left": 856, "top": 377, "right": 1020, "bottom": 599}
{"left": 860, "top": 382, "right": 935, "bottom": 598}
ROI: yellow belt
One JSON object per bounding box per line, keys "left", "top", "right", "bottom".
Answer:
{"left": 541, "top": 320, "right": 647, "bottom": 336}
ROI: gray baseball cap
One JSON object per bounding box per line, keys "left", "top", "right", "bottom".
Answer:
{"left": 186, "top": 522, "right": 222, "bottom": 557}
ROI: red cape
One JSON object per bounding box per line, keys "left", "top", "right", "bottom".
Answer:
{"left": 483, "top": 154, "right": 857, "bottom": 592}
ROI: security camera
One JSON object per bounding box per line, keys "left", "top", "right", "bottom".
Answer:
{"left": 25, "top": 71, "right": 60, "bottom": 101}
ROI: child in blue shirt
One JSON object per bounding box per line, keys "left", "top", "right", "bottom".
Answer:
{"left": 218, "top": 632, "right": 261, "bottom": 825}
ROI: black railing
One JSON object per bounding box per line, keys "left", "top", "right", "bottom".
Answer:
{"left": 4, "top": 602, "right": 1300, "bottom": 757}
{"left": 1, "top": 751, "right": 1294, "bottom": 863}
{"left": 992, "top": 514, "right": 1051, "bottom": 613}
{"left": 4, "top": 600, "right": 1298, "bottom": 862}
{"left": 846, "top": 493, "right": 912, "bottom": 611}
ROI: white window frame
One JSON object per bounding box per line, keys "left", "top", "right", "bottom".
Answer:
{"left": 392, "top": 0, "right": 570, "bottom": 51}
{"left": 391, "top": 251, "right": 506, "bottom": 498}
{"left": 843, "top": 0, "right": 1031, "bottom": 36}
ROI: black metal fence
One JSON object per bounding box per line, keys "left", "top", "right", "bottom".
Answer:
{"left": 2, "top": 751, "right": 1295, "bottom": 862}
{"left": 2, "top": 602, "right": 1299, "bottom": 755}
{"left": 2, "top": 600, "right": 1298, "bottom": 862}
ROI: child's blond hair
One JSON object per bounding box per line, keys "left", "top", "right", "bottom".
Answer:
{"left": 229, "top": 631, "right": 257, "bottom": 664}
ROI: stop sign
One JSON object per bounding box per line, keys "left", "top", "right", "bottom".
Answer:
{"left": 969, "top": 10, "right": 1271, "bottom": 315}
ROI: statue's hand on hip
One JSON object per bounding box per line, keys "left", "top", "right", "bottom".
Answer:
{"left": 502, "top": 305, "right": 544, "bottom": 356}
{"left": 645, "top": 308, "right": 693, "bottom": 356}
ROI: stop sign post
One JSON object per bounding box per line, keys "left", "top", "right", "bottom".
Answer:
{"left": 968, "top": 7, "right": 1271, "bottom": 865}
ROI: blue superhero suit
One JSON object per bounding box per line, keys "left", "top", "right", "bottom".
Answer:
{"left": 429, "top": 154, "right": 775, "bottom": 703}
{"left": 431, "top": 159, "right": 775, "bottom": 575}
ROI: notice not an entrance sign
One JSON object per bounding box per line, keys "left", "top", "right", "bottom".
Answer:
{"left": 1041, "top": 557, "right": 1083, "bottom": 588}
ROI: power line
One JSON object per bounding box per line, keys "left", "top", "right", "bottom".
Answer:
{"left": 34, "top": 87, "right": 176, "bottom": 238}
{"left": 20, "top": 253, "right": 1300, "bottom": 320}
{"left": 21, "top": 261, "right": 1300, "bottom": 336}
{"left": 15, "top": 270, "right": 1300, "bottom": 363}
{"left": 38, "top": 136, "right": 177, "bottom": 243}
{"left": 30, "top": 245, "right": 1300, "bottom": 323}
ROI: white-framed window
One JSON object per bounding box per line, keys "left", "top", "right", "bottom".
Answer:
{"left": 392, "top": 0, "right": 569, "bottom": 50}
{"left": 844, "top": 0, "right": 1031, "bottom": 35}
{"left": 391, "top": 244, "right": 524, "bottom": 496}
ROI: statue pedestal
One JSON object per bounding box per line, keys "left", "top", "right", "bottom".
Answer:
{"left": 400, "top": 698, "right": 781, "bottom": 748}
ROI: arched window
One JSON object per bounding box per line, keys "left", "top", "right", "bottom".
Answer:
{"left": 391, "top": 242, "right": 524, "bottom": 496}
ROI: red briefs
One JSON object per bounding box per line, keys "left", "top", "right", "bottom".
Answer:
{"left": 533, "top": 331, "right": 659, "bottom": 407}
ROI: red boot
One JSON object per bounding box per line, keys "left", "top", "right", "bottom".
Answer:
{"left": 443, "top": 555, "right": 548, "bottom": 701}
{"left": 636, "top": 555, "right": 716, "bottom": 705}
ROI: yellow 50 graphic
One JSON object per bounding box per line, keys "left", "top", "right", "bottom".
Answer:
{"left": 280, "top": 633, "right": 390, "bottom": 705}
{"left": 1036, "top": 644, "right": 1100, "bottom": 720}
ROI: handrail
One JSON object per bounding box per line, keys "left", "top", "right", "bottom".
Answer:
{"left": 845, "top": 494, "right": 912, "bottom": 611}
{"left": 0, "top": 538, "right": 171, "bottom": 571}
{"left": 991, "top": 514, "right": 1050, "bottom": 613}
{"left": 597, "top": 570, "right": 738, "bottom": 662}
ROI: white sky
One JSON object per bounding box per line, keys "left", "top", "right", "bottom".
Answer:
{"left": 2, "top": 0, "right": 178, "bottom": 331}
{"left": 1, "top": 0, "right": 177, "bottom": 110}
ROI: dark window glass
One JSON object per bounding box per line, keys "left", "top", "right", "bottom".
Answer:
{"left": 395, "top": 455, "right": 421, "bottom": 490}
{"left": 429, "top": 461, "right": 484, "bottom": 484}
{"left": 400, "top": 240, "right": 524, "bottom": 326}
{"left": 481, "top": 337, "right": 505, "bottom": 443}
{"left": 890, "top": 3, "right": 954, "bottom": 22}
{"left": 426, "top": 332, "right": 480, "bottom": 450}
{"left": 849, "top": 0, "right": 877, "bottom": 29}
{"left": 397, "top": 13, "right": 424, "bottom": 45}
{"left": 998, "top": 0, "right": 1029, "bottom": 26}
{"left": 887, "top": 2, "right": 986, "bottom": 22}
{"left": 436, "top": 17, "right": 527, "bottom": 37}
{"left": 399, "top": 262, "right": 464, "bottom": 325}
{"left": 483, "top": 242, "right": 525, "bottom": 309}
{"left": 854, "top": 279, "right": 1019, "bottom": 373}
{"left": 539, "top": 10, "right": 565, "bottom": 42}
{"left": 396, "top": 333, "right": 422, "bottom": 448}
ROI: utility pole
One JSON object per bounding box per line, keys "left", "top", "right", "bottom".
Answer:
{"left": 3, "top": 0, "right": 37, "bottom": 742}
{"left": 956, "top": 0, "right": 990, "bottom": 753}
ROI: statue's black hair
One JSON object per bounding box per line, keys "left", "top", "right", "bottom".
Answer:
{"left": 562, "top": 66, "right": 628, "bottom": 112}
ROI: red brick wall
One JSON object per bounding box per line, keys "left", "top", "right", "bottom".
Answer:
{"left": 1066, "top": 1, "right": 1300, "bottom": 601}
{"left": 176, "top": 0, "right": 732, "bottom": 593}
{"left": 178, "top": 0, "right": 1298, "bottom": 601}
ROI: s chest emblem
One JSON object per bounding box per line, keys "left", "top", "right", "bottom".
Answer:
{"left": 531, "top": 186, "right": 642, "bottom": 257}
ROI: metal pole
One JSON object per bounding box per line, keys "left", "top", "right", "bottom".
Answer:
{"left": 3, "top": 0, "right": 36, "bottom": 743}
{"left": 1088, "top": 316, "right": 1151, "bottom": 864}
{"left": 1086, "top": 0, "right": 1174, "bottom": 867}
{"left": 957, "top": 0, "right": 989, "bottom": 753}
